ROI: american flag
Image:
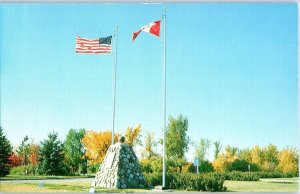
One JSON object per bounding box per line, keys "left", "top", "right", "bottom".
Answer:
{"left": 76, "top": 36, "right": 112, "bottom": 54}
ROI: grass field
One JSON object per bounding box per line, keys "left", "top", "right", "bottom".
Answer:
{"left": 0, "top": 175, "right": 94, "bottom": 181}
{"left": 224, "top": 178, "right": 299, "bottom": 192}
{"left": 0, "top": 178, "right": 298, "bottom": 192}
{"left": 0, "top": 182, "right": 150, "bottom": 193}
{"left": 0, "top": 182, "right": 90, "bottom": 192}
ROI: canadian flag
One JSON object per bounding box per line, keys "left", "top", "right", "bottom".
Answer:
{"left": 132, "top": 20, "right": 161, "bottom": 42}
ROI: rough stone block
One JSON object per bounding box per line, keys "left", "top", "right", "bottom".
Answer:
{"left": 92, "top": 138, "right": 147, "bottom": 189}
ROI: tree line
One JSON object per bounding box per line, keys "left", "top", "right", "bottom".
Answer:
{"left": 0, "top": 125, "right": 142, "bottom": 176}
{"left": 138, "top": 115, "right": 299, "bottom": 176}
{"left": 0, "top": 114, "right": 299, "bottom": 177}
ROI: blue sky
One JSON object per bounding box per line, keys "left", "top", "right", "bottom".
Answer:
{"left": 0, "top": 3, "right": 298, "bottom": 161}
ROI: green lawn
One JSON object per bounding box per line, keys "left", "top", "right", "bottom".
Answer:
{"left": 0, "top": 174, "right": 94, "bottom": 181}
{"left": 0, "top": 182, "right": 90, "bottom": 192}
{"left": 224, "top": 178, "right": 299, "bottom": 192}
{"left": 0, "top": 182, "right": 150, "bottom": 193}
{"left": 0, "top": 177, "right": 298, "bottom": 192}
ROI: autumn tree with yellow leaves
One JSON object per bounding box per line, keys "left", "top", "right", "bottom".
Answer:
{"left": 277, "top": 147, "right": 298, "bottom": 174}
{"left": 81, "top": 130, "right": 120, "bottom": 165}
{"left": 212, "top": 145, "right": 239, "bottom": 172}
{"left": 125, "top": 124, "right": 142, "bottom": 147}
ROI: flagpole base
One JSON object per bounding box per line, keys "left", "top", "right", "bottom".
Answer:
{"left": 154, "top": 185, "right": 167, "bottom": 190}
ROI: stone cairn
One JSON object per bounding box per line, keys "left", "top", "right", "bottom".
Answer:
{"left": 91, "top": 136, "right": 147, "bottom": 189}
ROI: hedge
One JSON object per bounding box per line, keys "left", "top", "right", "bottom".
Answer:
{"left": 211, "top": 172, "right": 260, "bottom": 181}
{"left": 9, "top": 164, "right": 37, "bottom": 175}
{"left": 253, "top": 171, "right": 297, "bottom": 178}
{"left": 199, "top": 171, "right": 297, "bottom": 182}
{"left": 144, "top": 171, "right": 298, "bottom": 191}
{"left": 144, "top": 172, "right": 226, "bottom": 192}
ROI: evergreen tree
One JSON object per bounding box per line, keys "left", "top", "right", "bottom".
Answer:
{"left": 37, "top": 132, "right": 66, "bottom": 175}
{"left": 0, "top": 127, "right": 12, "bottom": 176}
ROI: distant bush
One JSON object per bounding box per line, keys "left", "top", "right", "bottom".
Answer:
{"left": 199, "top": 160, "right": 214, "bottom": 173}
{"left": 144, "top": 172, "right": 162, "bottom": 187}
{"left": 182, "top": 162, "right": 195, "bottom": 173}
{"left": 144, "top": 172, "right": 226, "bottom": 191}
{"left": 212, "top": 171, "right": 260, "bottom": 181}
{"left": 254, "top": 171, "right": 297, "bottom": 178}
{"left": 10, "top": 164, "right": 37, "bottom": 175}
{"left": 209, "top": 171, "right": 298, "bottom": 181}
{"left": 144, "top": 170, "right": 299, "bottom": 191}
{"left": 140, "top": 156, "right": 164, "bottom": 173}
{"left": 141, "top": 157, "right": 196, "bottom": 173}
{"left": 167, "top": 157, "right": 186, "bottom": 173}
{"left": 227, "top": 159, "right": 259, "bottom": 172}
{"left": 140, "top": 160, "right": 154, "bottom": 173}
{"left": 88, "top": 163, "right": 100, "bottom": 174}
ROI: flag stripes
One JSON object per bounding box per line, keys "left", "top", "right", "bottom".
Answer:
{"left": 76, "top": 36, "right": 111, "bottom": 54}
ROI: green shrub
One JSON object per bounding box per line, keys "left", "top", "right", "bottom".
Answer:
{"left": 140, "top": 157, "right": 163, "bottom": 173}
{"left": 144, "top": 172, "right": 162, "bottom": 186}
{"left": 88, "top": 163, "right": 100, "bottom": 174}
{"left": 211, "top": 171, "right": 259, "bottom": 181}
{"left": 9, "top": 164, "right": 37, "bottom": 175}
{"left": 199, "top": 160, "right": 214, "bottom": 173}
{"left": 230, "top": 171, "right": 260, "bottom": 181}
{"left": 228, "top": 159, "right": 250, "bottom": 172}
{"left": 168, "top": 173, "right": 193, "bottom": 190}
{"left": 167, "top": 158, "right": 186, "bottom": 173}
{"left": 140, "top": 161, "right": 152, "bottom": 173}
{"left": 79, "top": 163, "right": 87, "bottom": 174}
{"left": 141, "top": 157, "right": 192, "bottom": 173}
{"left": 201, "top": 175, "right": 226, "bottom": 192}
{"left": 208, "top": 171, "right": 297, "bottom": 181}
{"left": 144, "top": 172, "right": 226, "bottom": 191}
{"left": 182, "top": 162, "right": 195, "bottom": 173}
{"left": 254, "top": 171, "right": 297, "bottom": 178}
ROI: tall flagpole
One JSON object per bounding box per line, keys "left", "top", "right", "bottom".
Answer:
{"left": 112, "top": 26, "right": 118, "bottom": 145}
{"left": 162, "top": 7, "right": 167, "bottom": 188}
